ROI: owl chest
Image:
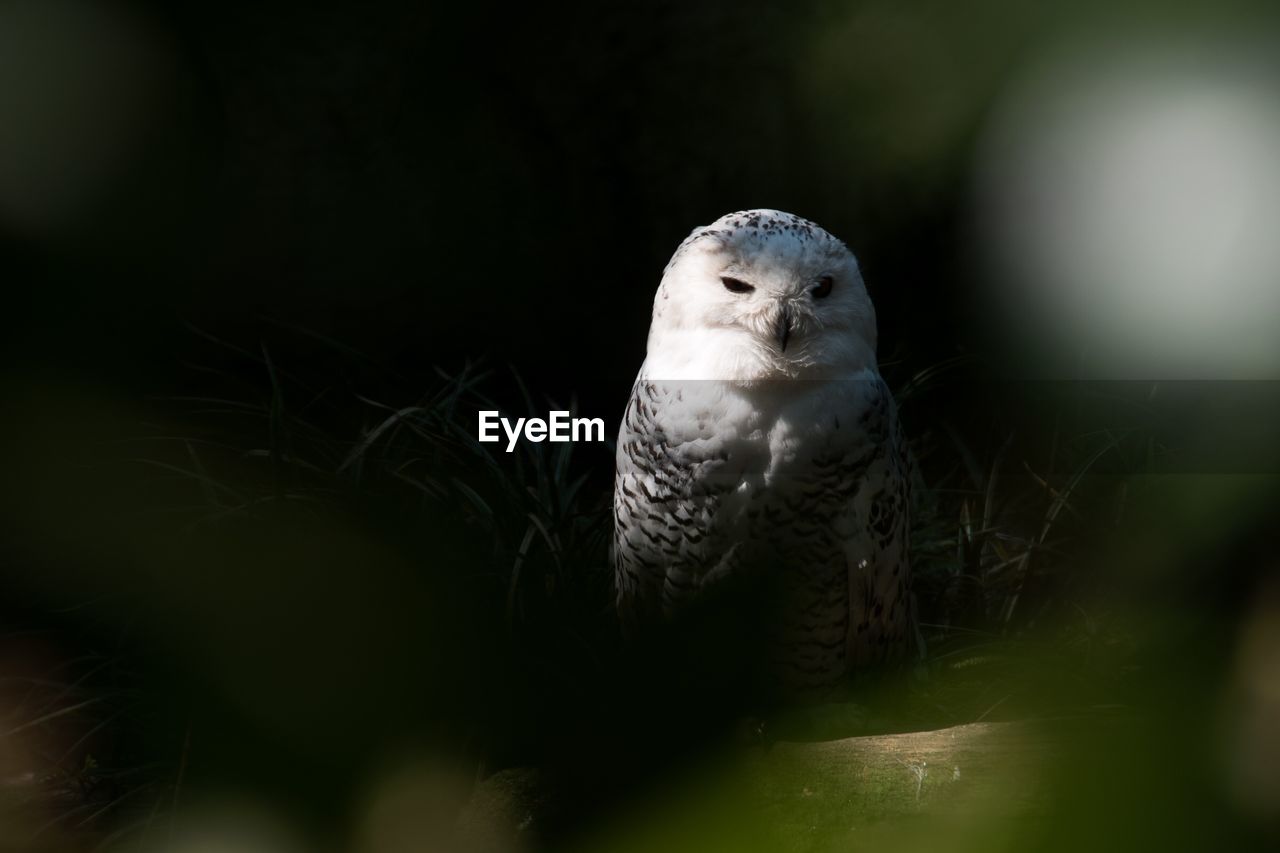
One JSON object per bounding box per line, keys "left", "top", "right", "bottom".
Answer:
{"left": 620, "top": 380, "right": 884, "bottom": 546}
{"left": 664, "top": 415, "right": 872, "bottom": 541}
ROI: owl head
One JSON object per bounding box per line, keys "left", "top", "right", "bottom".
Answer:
{"left": 642, "top": 209, "right": 879, "bottom": 382}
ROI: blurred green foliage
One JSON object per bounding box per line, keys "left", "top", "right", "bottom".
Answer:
{"left": 3, "top": 0, "right": 1280, "bottom": 851}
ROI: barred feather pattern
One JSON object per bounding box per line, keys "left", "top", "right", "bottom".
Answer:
{"left": 613, "top": 372, "right": 911, "bottom": 695}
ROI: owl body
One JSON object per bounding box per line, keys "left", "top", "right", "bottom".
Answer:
{"left": 613, "top": 210, "right": 912, "bottom": 696}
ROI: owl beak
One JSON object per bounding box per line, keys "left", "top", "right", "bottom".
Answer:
{"left": 775, "top": 305, "right": 793, "bottom": 352}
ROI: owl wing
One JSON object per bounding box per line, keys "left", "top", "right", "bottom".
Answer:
{"left": 841, "top": 377, "right": 913, "bottom": 670}
{"left": 613, "top": 379, "right": 747, "bottom": 638}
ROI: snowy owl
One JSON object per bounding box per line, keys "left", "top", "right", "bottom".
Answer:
{"left": 613, "top": 209, "right": 912, "bottom": 698}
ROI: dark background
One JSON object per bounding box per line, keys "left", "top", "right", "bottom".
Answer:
{"left": 3, "top": 2, "right": 1280, "bottom": 851}
{"left": 3, "top": 0, "right": 1006, "bottom": 415}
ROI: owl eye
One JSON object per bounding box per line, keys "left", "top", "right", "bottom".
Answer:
{"left": 720, "top": 276, "right": 755, "bottom": 294}
{"left": 812, "top": 275, "right": 834, "bottom": 299}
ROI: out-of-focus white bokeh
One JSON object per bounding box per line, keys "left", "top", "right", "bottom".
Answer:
{"left": 0, "top": 0, "right": 172, "bottom": 235}
{"left": 975, "top": 34, "right": 1280, "bottom": 378}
